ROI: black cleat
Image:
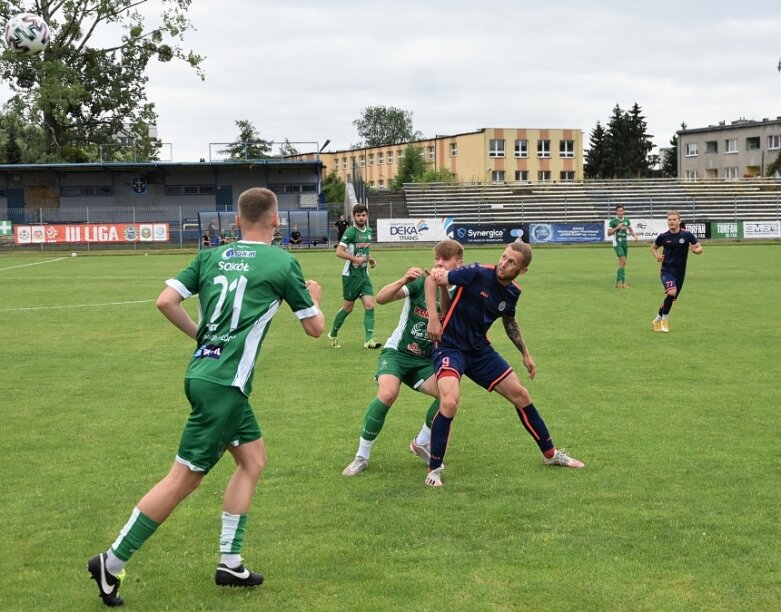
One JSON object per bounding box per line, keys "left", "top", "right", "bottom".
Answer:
{"left": 215, "top": 563, "right": 264, "bottom": 587}
{"left": 87, "top": 553, "right": 126, "bottom": 607}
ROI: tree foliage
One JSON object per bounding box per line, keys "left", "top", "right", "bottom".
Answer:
{"left": 219, "top": 119, "right": 272, "bottom": 160}
{"left": 585, "top": 103, "right": 655, "bottom": 178}
{"left": 321, "top": 169, "right": 345, "bottom": 204}
{"left": 0, "top": 0, "right": 203, "bottom": 162}
{"left": 390, "top": 144, "right": 428, "bottom": 190}
{"left": 353, "top": 105, "right": 421, "bottom": 147}
{"left": 278, "top": 138, "right": 299, "bottom": 157}
{"left": 766, "top": 150, "right": 781, "bottom": 177}
{"left": 661, "top": 122, "right": 686, "bottom": 178}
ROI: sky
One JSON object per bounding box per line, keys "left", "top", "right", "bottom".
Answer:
{"left": 7, "top": 0, "right": 781, "bottom": 161}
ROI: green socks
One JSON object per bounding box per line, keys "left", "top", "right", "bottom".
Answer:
{"left": 364, "top": 309, "right": 375, "bottom": 341}
{"left": 361, "top": 398, "right": 391, "bottom": 440}
{"left": 330, "top": 309, "right": 349, "bottom": 337}
{"left": 111, "top": 507, "right": 160, "bottom": 562}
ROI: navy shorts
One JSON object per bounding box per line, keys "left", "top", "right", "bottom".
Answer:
{"left": 660, "top": 271, "right": 685, "bottom": 296}
{"left": 433, "top": 343, "right": 514, "bottom": 392}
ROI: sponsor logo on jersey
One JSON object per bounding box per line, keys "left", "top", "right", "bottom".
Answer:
{"left": 193, "top": 344, "right": 222, "bottom": 359}
{"left": 413, "top": 306, "right": 429, "bottom": 318}
{"left": 498, "top": 300, "right": 507, "bottom": 311}
{"left": 411, "top": 321, "right": 428, "bottom": 341}
{"left": 222, "top": 247, "right": 257, "bottom": 260}
{"left": 406, "top": 342, "right": 422, "bottom": 355}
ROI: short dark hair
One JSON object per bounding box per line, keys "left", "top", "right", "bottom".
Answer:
{"left": 352, "top": 203, "right": 368, "bottom": 215}
{"left": 238, "top": 188, "right": 277, "bottom": 224}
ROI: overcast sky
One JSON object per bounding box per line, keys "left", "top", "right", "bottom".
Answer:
{"left": 10, "top": 0, "right": 781, "bottom": 161}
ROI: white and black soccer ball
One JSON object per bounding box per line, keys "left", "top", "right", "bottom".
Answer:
{"left": 3, "top": 13, "right": 50, "bottom": 55}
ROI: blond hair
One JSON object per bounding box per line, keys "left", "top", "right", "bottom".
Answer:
{"left": 433, "top": 239, "right": 464, "bottom": 260}
{"left": 509, "top": 239, "right": 532, "bottom": 267}
{"left": 238, "top": 188, "right": 277, "bottom": 224}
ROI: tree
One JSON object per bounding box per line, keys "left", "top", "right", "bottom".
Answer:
{"left": 0, "top": 0, "right": 203, "bottom": 162}
{"left": 584, "top": 121, "right": 607, "bottom": 178}
{"left": 417, "top": 167, "right": 458, "bottom": 184}
{"left": 661, "top": 122, "right": 685, "bottom": 178}
{"left": 587, "top": 103, "right": 656, "bottom": 178}
{"left": 321, "top": 169, "right": 345, "bottom": 204}
{"left": 219, "top": 120, "right": 272, "bottom": 160}
{"left": 766, "top": 151, "right": 781, "bottom": 177}
{"left": 390, "top": 144, "right": 428, "bottom": 190}
{"left": 353, "top": 105, "right": 421, "bottom": 147}
{"left": 278, "top": 138, "right": 299, "bottom": 157}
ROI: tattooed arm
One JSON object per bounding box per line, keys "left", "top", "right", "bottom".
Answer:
{"left": 502, "top": 315, "right": 536, "bottom": 380}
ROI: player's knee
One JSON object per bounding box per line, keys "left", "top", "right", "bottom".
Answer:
{"left": 342, "top": 302, "right": 354, "bottom": 313}
{"left": 242, "top": 455, "right": 266, "bottom": 480}
{"left": 666, "top": 288, "right": 677, "bottom": 297}
{"left": 377, "top": 389, "right": 399, "bottom": 405}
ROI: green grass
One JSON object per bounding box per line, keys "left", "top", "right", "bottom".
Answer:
{"left": 1, "top": 243, "right": 780, "bottom": 611}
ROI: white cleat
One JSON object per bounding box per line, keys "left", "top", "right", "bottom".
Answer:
{"left": 342, "top": 456, "right": 368, "bottom": 476}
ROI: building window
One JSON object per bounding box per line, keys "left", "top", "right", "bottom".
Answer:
{"left": 378, "top": 152, "right": 384, "bottom": 164}
{"left": 343, "top": 157, "right": 348, "bottom": 168}
{"left": 427, "top": 146, "right": 435, "bottom": 161}
{"left": 491, "top": 170, "right": 505, "bottom": 183}
{"left": 537, "top": 140, "right": 551, "bottom": 158}
{"left": 537, "top": 170, "right": 551, "bottom": 182}
{"left": 746, "top": 136, "right": 760, "bottom": 150}
{"left": 515, "top": 170, "right": 528, "bottom": 182}
{"left": 368, "top": 153, "right": 374, "bottom": 166}
{"left": 450, "top": 142, "right": 458, "bottom": 156}
{"left": 368, "top": 181, "right": 374, "bottom": 187}
{"left": 379, "top": 179, "right": 384, "bottom": 188}
{"left": 489, "top": 139, "right": 505, "bottom": 158}
{"left": 767, "top": 135, "right": 781, "bottom": 150}
{"left": 398, "top": 149, "right": 404, "bottom": 162}
{"left": 705, "top": 141, "right": 718, "bottom": 154}
{"left": 685, "top": 143, "right": 698, "bottom": 156}
{"left": 724, "top": 167, "right": 739, "bottom": 180}
{"left": 387, "top": 151, "right": 394, "bottom": 164}
{"left": 514, "top": 139, "right": 528, "bottom": 158}
{"left": 560, "top": 171, "right": 575, "bottom": 181}
{"left": 350, "top": 156, "right": 356, "bottom": 169}
{"left": 685, "top": 170, "right": 698, "bottom": 180}
{"left": 359, "top": 155, "right": 365, "bottom": 168}
{"left": 61, "top": 186, "right": 113, "bottom": 197}
{"left": 559, "top": 140, "right": 575, "bottom": 158}
{"left": 725, "top": 138, "right": 738, "bottom": 153}
{"left": 333, "top": 159, "right": 340, "bottom": 170}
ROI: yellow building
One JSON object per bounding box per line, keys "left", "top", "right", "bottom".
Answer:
{"left": 295, "top": 128, "right": 583, "bottom": 187}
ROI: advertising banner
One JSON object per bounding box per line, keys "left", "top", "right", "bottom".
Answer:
{"left": 742, "top": 220, "right": 780, "bottom": 239}
{"left": 711, "top": 221, "right": 742, "bottom": 239}
{"left": 447, "top": 223, "right": 529, "bottom": 244}
{"left": 681, "top": 221, "right": 710, "bottom": 239}
{"left": 14, "top": 223, "right": 170, "bottom": 245}
{"left": 530, "top": 223, "right": 605, "bottom": 244}
{"left": 377, "top": 218, "right": 451, "bottom": 243}
{"left": 603, "top": 218, "right": 668, "bottom": 242}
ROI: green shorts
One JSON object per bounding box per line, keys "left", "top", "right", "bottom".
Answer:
{"left": 342, "top": 273, "right": 374, "bottom": 302}
{"left": 613, "top": 244, "right": 628, "bottom": 258}
{"left": 177, "top": 378, "right": 262, "bottom": 473}
{"left": 375, "top": 348, "right": 434, "bottom": 390}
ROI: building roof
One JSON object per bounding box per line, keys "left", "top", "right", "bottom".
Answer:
{"left": 0, "top": 159, "right": 322, "bottom": 172}
{"left": 678, "top": 117, "right": 781, "bottom": 135}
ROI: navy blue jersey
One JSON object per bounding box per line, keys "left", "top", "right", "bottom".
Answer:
{"left": 654, "top": 230, "right": 699, "bottom": 277}
{"left": 440, "top": 263, "right": 521, "bottom": 352}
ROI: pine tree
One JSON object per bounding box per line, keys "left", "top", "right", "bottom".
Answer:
{"left": 584, "top": 121, "right": 607, "bottom": 178}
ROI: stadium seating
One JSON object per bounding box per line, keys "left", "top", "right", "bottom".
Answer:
{"left": 402, "top": 178, "right": 781, "bottom": 223}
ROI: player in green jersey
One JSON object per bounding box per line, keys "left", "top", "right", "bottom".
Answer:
{"left": 607, "top": 205, "right": 638, "bottom": 288}
{"left": 328, "top": 203, "right": 381, "bottom": 349}
{"left": 87, "top": 188, "right": 324, "bottom": 607}
{"left": 342, "top": 239, "right": 464, "bottom": 476}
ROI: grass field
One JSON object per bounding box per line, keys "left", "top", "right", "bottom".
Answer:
{"left": 1, "top": 242, "right": 780, "bottom": 611}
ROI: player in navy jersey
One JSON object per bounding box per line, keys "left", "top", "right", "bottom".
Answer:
{"left": 651, "top": 210, "right": 703, "bottom": 333}
{"left": 423, "top": 240, "right": 584, "bottom": 487}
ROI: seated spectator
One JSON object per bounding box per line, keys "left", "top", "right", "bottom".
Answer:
{"left": 272, "top": 228, "right": 283, "bottom": 247}
{"left": 289, "top": 226, "right": 302, "bottom": 247}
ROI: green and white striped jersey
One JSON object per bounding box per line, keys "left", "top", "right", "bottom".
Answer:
{"left": 166, "top": 240, "right": 318, "bottom": 395}
{"left": 340, "top": 224, "right": 372, "bottom": 277}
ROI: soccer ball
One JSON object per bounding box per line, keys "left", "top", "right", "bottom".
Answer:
{"left": 3, "top": 13, "right": 50, "bottom": 55}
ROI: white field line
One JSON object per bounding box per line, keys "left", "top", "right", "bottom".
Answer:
{"left": 0, "top": 299, "right": 156, "bottom": 312}
{"left": 0, "top": 257, "right": 67, "bottom": 271}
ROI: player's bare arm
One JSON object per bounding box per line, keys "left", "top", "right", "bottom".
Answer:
{"left": 300, "top": 280, "right": 324, "bottom": 337}
{"left": 376, "top": 267, "right": 424, "bottom": 304}
{"left": 157, "top": 286, "right": 197, "bottom": 340}
{"left": 502, "top": 314, "right": 536, "bottom": 379}
{"left": 425, "top": 274, "right": 443, "bottom": 341}
{"left": 651, "top": 243, "right": 664, "bottom": 262}
{"left": 630, "top": 226, "right": 638, "bottom": 239}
